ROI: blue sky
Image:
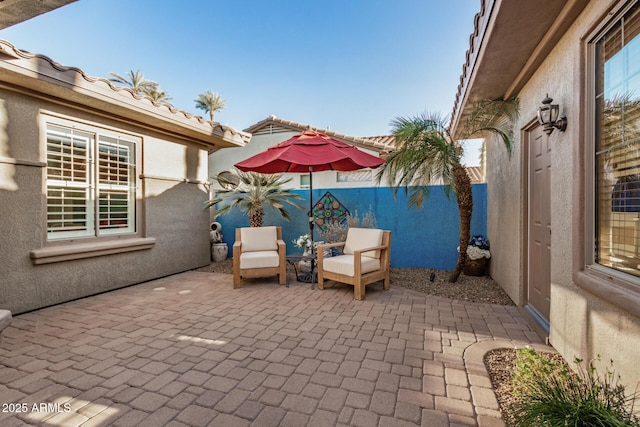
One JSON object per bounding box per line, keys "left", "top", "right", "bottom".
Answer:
{"left": 0, "top": 0, "right": 481, "bottom": 163}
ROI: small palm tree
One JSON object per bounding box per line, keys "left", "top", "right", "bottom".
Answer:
{"left": 195, "top": 91, "right": 226, "bottom": 121}
{"left": 377, "top": 99, "right": 519, "bottom": 282}
{"left": 206, "top": 171, "right": 304, "bottom": 227}
{"left": 109, "top": 69, "right": 157, "bottom": 95}
{"left": 145, "top": 87, "right": 173, "bottom": 104}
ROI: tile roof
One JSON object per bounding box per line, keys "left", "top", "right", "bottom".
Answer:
{"left": 244, "top": 115, "right": 484, "bottom": 181}
{"left": 0, "top": 39, "right": 250, "bottom": 148}
{"left": 245, "top": 115, "right": 398, "bottom": 153}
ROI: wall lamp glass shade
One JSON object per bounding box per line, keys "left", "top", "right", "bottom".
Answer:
{"left": 537, "top": 94, "right": 567, "bottom": 135}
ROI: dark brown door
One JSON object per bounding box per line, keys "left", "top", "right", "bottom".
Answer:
{"left": 528, "top": 124, "right": 551, "bottom": 320}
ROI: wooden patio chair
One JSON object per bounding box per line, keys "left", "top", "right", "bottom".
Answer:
{"left": 317, "top": 228, "right": 391, "bottom": 300}
{"left": 233, "top": 226, "right": 286, "bottom": 288}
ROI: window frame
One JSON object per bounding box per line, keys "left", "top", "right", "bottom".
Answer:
{"left": 576, "top": 0, "right": 640, "bottom": 317}
{"left": 44, "top": 116, "right": 140, "bottom": 241}
{"left": 31, "top": 113, "right": 153, "bottom": 265}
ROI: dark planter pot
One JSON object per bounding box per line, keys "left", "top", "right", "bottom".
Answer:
{"left": 463, "top": 257, "right": 488, "bottom": 276}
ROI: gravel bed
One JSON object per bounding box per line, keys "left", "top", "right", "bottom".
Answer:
{"left": 196, "top": 258, "right": 515, "bottom": 306}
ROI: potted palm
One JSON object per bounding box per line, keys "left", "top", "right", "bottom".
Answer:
{"left": 461, "top": 235, "right": 491, "bottom": 276}
{"left": 205, "top": 171, "right": 304, "bottom": 261}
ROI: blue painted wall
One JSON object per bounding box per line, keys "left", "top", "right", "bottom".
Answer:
{"left": 213, "top": 184, "right": 487, "bottom": 270}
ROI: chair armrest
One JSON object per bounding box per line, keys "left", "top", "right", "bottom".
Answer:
{"left": 317, "top": 241, "right": 346, "bottom": 250}
{"left": 276, "top": 239, "right": 286, "bottom": 253}
{"left": 233, "top": 241, "right": 242, "bottom": 258}
{"left": 353, "top": 244, "right": 390, "bottom": 269}
{"left": 352, "top": 244, "right": 388, "bottom": 257}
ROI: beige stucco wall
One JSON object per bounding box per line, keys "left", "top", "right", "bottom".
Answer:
{"left": 487, "top": 0, "right": 640, "bottom": 389}
{"left": 0, "top": 89, "right": 211, "bottom": 314}
{"left": 208, "top": 130, "right": 384, "bottom": 190}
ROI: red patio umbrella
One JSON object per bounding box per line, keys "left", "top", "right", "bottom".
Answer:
{"left": 234, "top": 129, "right": 385, "bottom": 245}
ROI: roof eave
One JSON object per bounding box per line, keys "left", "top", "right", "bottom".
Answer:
{"left": 450, "top": 0, "right": 588, "bottom": 139}
{"left": 0, "top": 40, "right": 250, "bottom": 149}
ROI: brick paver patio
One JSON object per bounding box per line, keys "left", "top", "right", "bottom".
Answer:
{"left": 0, "top": 271, "right": 546, "bottom": 426}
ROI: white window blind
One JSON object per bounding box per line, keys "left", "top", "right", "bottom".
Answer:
{"left": 97, "top": 136, "right": 136, "bottom": 235}
{"left": 595, "top": 3, "right": 640, "bottom": 277}
{"left": 46, "top": 123, "right": 137, "bottom": 240}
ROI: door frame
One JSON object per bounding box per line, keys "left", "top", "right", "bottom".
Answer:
{"left": 522, "top": 119, "right": 551, "bottom": 336}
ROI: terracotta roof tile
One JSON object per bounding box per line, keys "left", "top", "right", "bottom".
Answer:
{"left": 0, "top": 39, "right": 250, "bottom": 147}
{"left": 245, "top": 115, "right": 398, "bottom": 153}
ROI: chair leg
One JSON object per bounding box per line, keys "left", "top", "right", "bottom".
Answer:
{"left": 317, "top": 272, "right": 324, "bottom": 290}
{"left": 383, "top": 272, "right": 390, "bottom": 291}
{"left": 354, "top": 281, "right": 364, "bottom": 300}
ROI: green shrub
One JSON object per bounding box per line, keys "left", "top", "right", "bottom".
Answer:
{"left": 511, "top": 347, "right": 639, "bottom": 427}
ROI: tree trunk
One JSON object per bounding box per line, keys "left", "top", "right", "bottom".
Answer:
{"left": 249, "top": 204, "right": 264, "bottom": 227}
{"left": 449, "top": 163, "right": 473, "bottom": 282}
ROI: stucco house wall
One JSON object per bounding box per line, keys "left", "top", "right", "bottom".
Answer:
{"left": 467, "top": 1, "right": 640, "bottom": 388}
{"left": 0, "top": 40, "right": 248, "bottom": 314}
{"left": 208, "top": 116, "right": 396, "bottom": 191}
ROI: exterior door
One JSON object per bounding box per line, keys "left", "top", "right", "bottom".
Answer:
{"left": 528, "top": 123, "right": 551, "bottom": 322}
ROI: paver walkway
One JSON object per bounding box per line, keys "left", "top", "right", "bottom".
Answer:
{"left": 0, "top": 271, "right": 546, "bottom": 426}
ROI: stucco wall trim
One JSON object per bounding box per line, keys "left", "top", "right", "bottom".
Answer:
{"left": 0, "top": 156, "right": 45, "bottom": 167}
{"left": 30, "top": 237, "right": 156, "bottom": 265}
{"left": 140, "top": 174, "right": 210, "bottom": 186}
{"left": 574, "top": 270, "right": 640, "bottom": 319}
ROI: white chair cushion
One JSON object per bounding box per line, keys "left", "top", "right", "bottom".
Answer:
{"left": 240, "top": 227, "right": 278, "bottom": 252}
{"left": 240, "top": 251, "right": 280, "bottom": 269}
{"left": 343, "top": 228, "right": 383, "bottom": 259}
{"left": 322, "top": 254, "right": 381, "bottom": 277}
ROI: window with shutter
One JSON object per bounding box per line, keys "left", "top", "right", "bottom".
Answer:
{"left": 45, "top": 121, "right": 139, "bottom": 241}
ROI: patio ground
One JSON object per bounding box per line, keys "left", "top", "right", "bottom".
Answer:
{"left": 0, "top": 271, "right": 547, "bottom": 426}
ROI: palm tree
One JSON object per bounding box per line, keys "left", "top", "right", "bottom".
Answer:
{"left": 109, "top": 69, "right": 158, "bottom": 95}
{"left": 145, "top": 87, "right": 173, "bottom": 104}
{"left": 195, "top": 91, "right": 226, "bottom": 121}
{"left": 206, "top": 171, "right": 304, "bottom": 227}
{"left": 377, "top": 99, "right": 519, "bottom": 282}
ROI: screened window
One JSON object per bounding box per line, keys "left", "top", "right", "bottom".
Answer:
{"left": 594, "top": 2, "right": 640, "bottom": 277}
{"left": 337, "top": 170, "right": 373, "bottom": 183}
{"left": 46, "top": 123, "right": 138, "bottom": 240}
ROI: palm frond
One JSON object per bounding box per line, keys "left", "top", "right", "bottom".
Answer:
{"left": 376, "top": 111, "right": 459, "bottom": 207}
{"left": 205, "top": 170, "right": 304, "bottom": 225}
{"left": 195, "top": 90, "right": 227, "bottom": 121}
{"left": 459, "top": 98, "right": 520, "bottom": 157}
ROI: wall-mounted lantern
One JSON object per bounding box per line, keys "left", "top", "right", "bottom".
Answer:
{"left": 537, "top": 94, "right": 567, "bottom": 135}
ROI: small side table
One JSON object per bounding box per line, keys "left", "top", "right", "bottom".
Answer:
{"left": 285, "top": 253, "right": 317, "bottom": 288}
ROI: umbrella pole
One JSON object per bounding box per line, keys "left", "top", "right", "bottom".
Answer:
{"left": 308, "top": 166, "right": 314, "bottom": 252}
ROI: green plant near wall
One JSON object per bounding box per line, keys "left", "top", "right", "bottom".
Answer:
{"left": 206, "top": 171, "right": 304, "bottom": 227}
{"left": 319, "top": 208, "right": 377, "bottom": 244}
{"left": 377, "top": 99, "right": 519, "bottom": 282}
{"left": 511, "top": 347, "right": 640, "bottom": 427}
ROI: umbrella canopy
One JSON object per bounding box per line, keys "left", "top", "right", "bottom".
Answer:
{"left": 235, "top": 129, "right": 384, "bottom": 173}
{"left": 235, "top": 129, "right": 385, "bottom": 245}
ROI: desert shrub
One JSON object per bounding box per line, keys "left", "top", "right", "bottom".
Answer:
{"left": 511, "top": 347, "right": 639, "bottom": 427}
{"left": 319, "top": 208, "right": 377, "bottom": 244}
